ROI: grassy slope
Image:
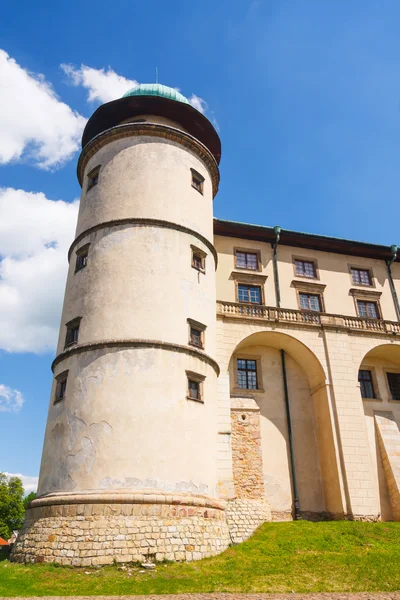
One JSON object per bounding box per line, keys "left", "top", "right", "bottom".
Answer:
{"left": 1, "top": 521, "right": 400, "bottom": 597}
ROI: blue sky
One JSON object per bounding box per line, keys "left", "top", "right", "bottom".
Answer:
{"left": 1, "top": 0, "right": 400, "bottom": 492}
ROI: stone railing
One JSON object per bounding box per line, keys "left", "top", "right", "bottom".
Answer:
{"left": 217, "top": 300, "right": 400, "bottom": 335}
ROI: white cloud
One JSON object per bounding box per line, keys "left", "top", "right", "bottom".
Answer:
{"left": 0, "top": 188, "right": 79, "bottom": 353}
{"left": 4, "top": 473, "right": 38, "bottom": 494}
{"left": 0, "top": 385, "right": 24, "bottom": 413}
{"left": 188, "top": 94, "right": 207, "bottom": 114}
{"left": 62, "top": 63, "right": 138, "bottom": 104}
{"left": 0, "top": 49, "right": 86, "bottom": 169}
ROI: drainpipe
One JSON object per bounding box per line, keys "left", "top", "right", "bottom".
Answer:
{"left": 272, "top": 225, "right": 301, "bottom": 520}
{"left": 386, "top": 244, "right": 400, "bottom": 322}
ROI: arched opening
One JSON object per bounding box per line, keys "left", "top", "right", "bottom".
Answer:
{"left": 359, "top": 344, "right": 400, "bottom": 521}
{"left": 228, "top": 331, "right": 343, "bottom": 519}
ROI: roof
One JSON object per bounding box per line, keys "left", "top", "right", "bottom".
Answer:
{"left": 0, "top": 537, "right": 9, "bottom": 546}
{"left": 123, "top": 83, "right": 190, "bottom": 106}
{"left": 214, "top": 218, "right": 399, "bottom": 263}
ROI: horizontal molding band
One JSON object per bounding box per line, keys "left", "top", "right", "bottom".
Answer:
{"left": 68, "top": 218, "right": 218, "bottom": 268}
{"left": 52, "top": 339, "right": 220, "bottom": 376}
{"left": 77, "top": 122, "right": 220, "bottom": 197}
{"left": 30, "top": 491, "right": 226, "bottom": 511}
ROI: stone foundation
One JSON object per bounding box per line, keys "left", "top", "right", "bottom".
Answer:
{"left": 11, "top": 492, "right": 230, "bottom": 566}
{"left": 226, "top": 499, "right": 271, "bottom": 544}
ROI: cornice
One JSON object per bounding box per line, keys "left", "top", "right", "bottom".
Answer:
{"left": 52, "top": 339, "right": 220, "bottom": 376}
{"left": 77, "top": 122, "right": 220, "bottom": 197}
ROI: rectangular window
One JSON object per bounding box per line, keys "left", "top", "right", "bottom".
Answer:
{"left": 87, "top": 166, "right": 100, "bottom": 191}
{"left": 357, "top": 300, "right": 379, "bottom": 319}
{"left": 190, "top": 326, "right": 203, "bottom": 348}
{"left": 299, "top": 292, "right": 321, "bottom": 311}
{"left": 75, "top": 245, "right": 89, "bottom": 272}
{"left": 358, "top": 370, "right": 375, "bottom": 399}
{"left": 54, "top": 371, "right": 68, "bottom": 404}
{"left": 235, "top": 251, "right": 259, "bottom": 271}
{"left": 65, "top": 318, "right": 81, "bottom": 348}
{"left": 238, "top": 284, "right": 262, "bottom": 304}
{"left": 237, "top": 358, "right": 258, "bottom": 389}
{"left": 295, "top": 259, "right": 316, "bottom": 278}
{"left": 188, "top": 379, "right": 200, "bottom": 400}
{"left": 351, "top": 268, "right": 372, "bottom": 286}
{"left": 186, "top": 370, "right": 205, "bottom": 402}
{"left": 387, "top": 373, "right": 400, "bottom": 400}
{"left": 191, "top": 169, "right": 204, "bottom": 194}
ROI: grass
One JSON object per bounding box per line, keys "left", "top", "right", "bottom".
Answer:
{"left": 1, "top": 521, "right": 400, "bottom": 596}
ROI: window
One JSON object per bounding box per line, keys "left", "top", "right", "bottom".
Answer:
{"left": 87, "top": 166, "right": 100, "bottom": 190}
{"left": 191, "top": 246, "right": 206, "bottom": 272}
{"left": 186, "top": 370, "right": 205, "bottom": 402}
{"left": 188, "top": 318, "right": 206, "bottom": 349}
{"left": 75, "top": 244, "right": 89, "bottom": 272}
{"left": 295, "top": 259, "right": 316, "bottom": 278}
{"left": 299, "top": 293, "right": 321, "bottom": 311}
{"left": 357, "top": 300, "right": 379, "bottom": 319}
{"left": 235, "top": 250, "right": 259, "bottom": 271}
{"left": 65, "top": 318, "right": 81, "bottom": 348}
{"left": 191, "top": 169, "right": 204, "bottom": 194}
{"left": 387, "top": 373, "right": 400, "bottom": 400}
{"left": 238, "top": 284, "right": 262, "bottom": 304}
{"left": 351, "top": 268, "right": 372, "bottom": 286}
{"left": 54, "top": 371, "right": 68, "bottom": 404}
{"left": 358, "top": 370, "right": 375, "bottom": 399}
{"left": 237, "top": 359, "right": 258, "bottom": 390}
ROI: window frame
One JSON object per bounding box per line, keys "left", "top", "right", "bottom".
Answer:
{"left": 234, "top": 247, "right": 262, "bottom": 272}
{"left": 385, "top": 370, "right": 400, "bottom": 401}
{"left": 75, "top": 244, "right": 90, "bottom": 273}
{"left": 54, "top": 370, "right": 69, "bottom": 405}
{"left": 358, "top": 369, "right": 376, "bottom": 399}
{"left": 190, "top": 168, "right": 205, "bottom": 195}
{"left": 64, "top": 317, "right": 81, "bottom": 348}
{"left": 237, "top": 283, "right": 263, "bottom": 305}
{"left": 298, "top": 292, "right": 322, "bottom": 312}
{"left": 87, "top": 165, "right": 100, "bottom": 191}
{"left": 232, "top": 354, "right": 264, "bottom": 394}
{"left": 350, "top": 289, "right": 382, "bottom": 320}
{"left": 186, "top": 370, "right": 205, "bottom": 403}
{"left": 292, "top": 280, "right": 326, "bottom": 313}
{"left": 191, "top": 245, "right": 206, "bottom": 273}
{"left": 356, "top": 299, "right": 380, "bottom": 320}
{"left": 349, "top": 265, "right": 375, "bottom": 288}
{"left": 187, "top": 318, "right": 206, "bottom": 349}
{"left": 292, "top": 256, "right": 319, "bottom": 280}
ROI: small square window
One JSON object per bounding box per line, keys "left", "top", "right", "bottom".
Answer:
{"left": 75, "top": 245, "right": 89, "bottom": 272}
{"left": 295, "top": 259, "right": 316, "bottom": 278}
{"left": 351, "top": 268, "right": 372, "bottom": 286}
{"left": 186, "top": 370, "right": 205, "bottom": 402}
{"left": 237, "top": 359, "right": 258, "bottom": 390}
{"left": 387, "top": 373, "right": 400, "bottom": 400}
{"left": 358, "top": 370, "right": 376, "bottom": 399}
{"left": 65, "top": 318, "right": 81, "bottom": 348}
{"left": 191, "top": 169, "right": 204, "bottom": 194}
{"left": 87, "top": 166, "right": 100, "bottom": 191}
{"left": 191, "top": 246, "right": 206, "bottom": 272}
{"left": 357, "top": 300, "right": 379, "bottom": 319}
{"left": 237, "top": 284, "right": 262, "bottom": 304}
{"left": 299, "top": 292, "right": 321, "bottom": 312}
{"left": 54, "top": 371, "right": 68, "bottom": 404}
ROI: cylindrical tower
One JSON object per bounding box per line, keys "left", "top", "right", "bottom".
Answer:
{"left": 12, "top": 84, "right": 230, "bottom": 565}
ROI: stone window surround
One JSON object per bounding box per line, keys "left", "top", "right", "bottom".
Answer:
{"left": 54, "top": 370, "right": 68, "bottom": 405}
{"left": 350, "top": 289, "right": 382, "bottom": 319}
{"left": 185, "top": 370, "right": 206, "bottom": 403}
{"left": 358, "top": 364, "right": 381, "bottom": 402}
{"left": 75, "top": 243, "right": 90, "bottom": 273}
{"left": 231, "top": 272, "right": 268, "bottom": 305}
{"left": 348, "top": 264, "right": 375, "bottom": 288}
{"left": 291, "top": 280, "right": 326, "bottom": 313}
{"left": 86, "top": 165, "right": 100, "bottom": 191}
{"left": 187, "top": 318, "right": 207, "bottom": 349}
{"left": 234, "top": 247, "right": 262, "bottom": 272}
{"left": 231, "top": 353, "right": 264, "bottom": 395}
{"left": 292, "top": 255, "right": 320, "bottom": 280}
{"left": 64, "top": 317, "right": 82, "bottom": 349}
{"left": 191, "top": 244, "right": 206, "bottom": 273}
{"left": 383, "top": 368, "right": 400, "bottom": 402}
{"left": 190, "top": 168, "right": 205, "bottom": 195}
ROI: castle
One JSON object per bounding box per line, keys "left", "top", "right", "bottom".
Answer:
{"left": 12, "top": 84, "right": 400, "bottom": 566}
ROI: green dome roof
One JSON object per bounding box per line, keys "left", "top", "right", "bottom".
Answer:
{"left": 122, "top": 83, "right": 190, "bottom": 105}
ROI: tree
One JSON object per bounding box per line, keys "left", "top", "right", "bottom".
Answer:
{"left": 23, "top": 492, "right": 36, "bottom": 510}
{"left": 0, "top": 473, "right": 25, "bottom": 540}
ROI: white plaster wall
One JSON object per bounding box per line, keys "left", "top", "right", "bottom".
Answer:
{"left": 39, "top": 349, "right": 218, "bottom": 497}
